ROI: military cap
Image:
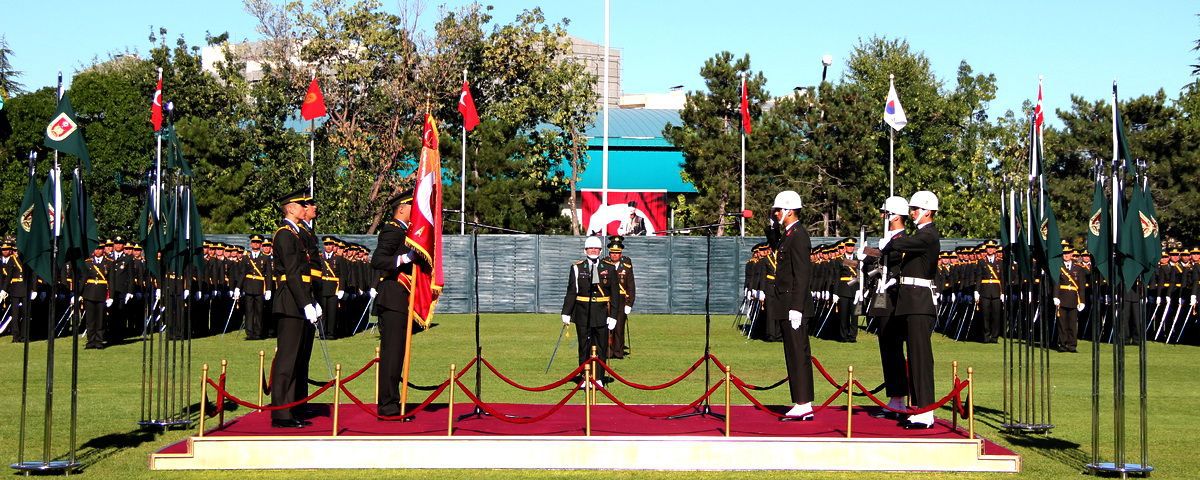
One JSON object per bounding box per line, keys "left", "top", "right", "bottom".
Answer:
{"left": 262, "top": 240, "right": 273, "bottom": 247}
{"left": 323, "top": 236, "right": 338, "bottom": 245}
{"left": 607, "top": 235, "right": 625, "bottom": 252}
{"left": 279, "top": 188, "right": 310, "bottom": 207}
{"left": 0, "top": 241, "right": 13, "bottom": 250}
{"left": 250, "top": 234, "right": 264, "bottom": 243}
{"left": 130, "top": 243, "right": 143, "bottom": 250}
{"left": 983, "top": 239, "right": 999, "bottom": 247}
{"left": 387, "top": 188, "right": 414, "bottom": 209}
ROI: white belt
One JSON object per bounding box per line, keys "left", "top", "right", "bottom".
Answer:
{"left": 900, "top": 277, "right": 934, "bottom": 288}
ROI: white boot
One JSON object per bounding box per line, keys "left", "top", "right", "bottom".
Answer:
{"left": 905, "top": 411, "right": 934, "bottom": 429}
{"left": 784, "top": 402, "right": 813, "bottom": 419}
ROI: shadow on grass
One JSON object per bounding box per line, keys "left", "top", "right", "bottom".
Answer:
{"left": 973, "top": 406, "right": 1089, "bottom": 471}
{"left": 69, "top": 427, "right": 160, "bottom": 472}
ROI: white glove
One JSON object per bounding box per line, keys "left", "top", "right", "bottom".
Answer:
{"left": 882, "top": 278, "right": 897, "bottom": 290}
{"left": 264, "top": 290, "right": 272, "bottom": 301}
{"left": 1077, "top": 303, "right": 1085, "bottom": 312}
{"left": 853, "top": 290, "right": 863, "bottom": 305}
{"left": 1053, "top": 297, "right": 1061, "bottom": 307}
{"left": 1000, "top": 294, "right": 1005, "bottom": 302}
{"left": 607, "top": 317, "right": 617, "bottom": 330}
{"left": 624, "top": 305, "right": 632, "bottom": 315}
{"left": 745, "top": 289, "right": 753, "bottom": 300}
{"left": 1155, "top": 296, "right": 1162, "bottom": 305}
{"left": 788, "top": 310, "right": 802, "bottom": 330}
{"left": 396, "top": 252, "right": 414, "bottom": 266}
{"left": 368, "top": 288, "right": 377, "bottom": 299}
{"left": 832, "top": 294, "right": 840, "bottom": 303}
{"left": 855, "top": 250, "right": 866, "bottom": 261}
{"left": 1179, "top": 297, "right": 1185, "bottom": 305}
{"left": 934, "top": 293, "right": 941, "bottom": 303}
{"left": 1191, "top": 295, "right": 1196, "bottom": 306}
{"left": 757, "top": 290, "right": 765, "bottom": 301}
{"left": 212, "top": 289, "right": 219, "bottom": 297}
{"left": 105, "top": 298, "right": 113, "bottom": 308}
{"left": 124, "top": 293, "right": 133, "bottom": 303}
{"left": 232, "top": 288, "right": 241, "bottom": 300}
{"left": 1, "top": 290, "right": 9, "bottom": 302}
{"left": 336, "top": 290, "right": 344, "bottom": 300}
{"left": 974, "top": 291, "right": 980, "bottom": 302}
{"left": 183, "top": 289, "right": 190, "bottom": 299}
{"left": 155, "top": 289, "right": 162, "bottom": 300}
{"left": 304, "top": 304, "right": 319, "bottom": 324}
{"left": 29, "top": 291, "right": 38, "bottom": 300}
{"left": 314, "top": 303, "right": 324, "bottom": 318}
{"left": 561, "top": 314, "right": 571, "bottom": 325}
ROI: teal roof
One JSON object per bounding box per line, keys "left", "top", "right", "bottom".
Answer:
{"left": 584, "top": 109, "right": 680, "bottom": 145}
{"left": 573, "top": 148, "right": 693, "bottom": 192}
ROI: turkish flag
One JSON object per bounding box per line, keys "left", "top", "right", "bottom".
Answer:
{"left": 458, "top": 80, "right": 480, "bottom": 132}
{"left": 740, "top": 77, "right": 752, "bottom": 135}
{"left": 151, "top": 77, "right": 163, "bottom": 132}
{"left": 301, "top": 77, "right": 327, "bottom": 120}
{"left": 405, "top": 114, "right": 444, "bottom": 326}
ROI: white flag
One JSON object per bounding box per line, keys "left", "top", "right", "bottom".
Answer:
{"left": 883, "top": 78, "right": 907, "bottom": 131}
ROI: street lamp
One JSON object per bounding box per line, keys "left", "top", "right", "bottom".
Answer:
{"left": 821, "top": 54, "right": 833, "bottom": 84}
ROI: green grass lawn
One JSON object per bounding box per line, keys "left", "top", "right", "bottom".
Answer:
{"left": 1, "top": 313, "right": 1193, "bottom": 479}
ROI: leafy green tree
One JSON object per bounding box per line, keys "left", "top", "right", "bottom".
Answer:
{"left": 0, "top": 35, "right": 23, "bottom": 98}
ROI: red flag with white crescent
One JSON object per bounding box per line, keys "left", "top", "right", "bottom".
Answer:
{"left": 406, "top": 114, "right": 444, "bottom": 326}
{"left": 740, "top": 77, "right": 752, "bottom": 135}
{"left": 151, "top": 76, "right": 163, "bottom": 132}
{"left": 1034, "top": 82, "right": 1044, "bottom": 130}
{"left": 458, "top": 80, "right": 480, "bottom": 132}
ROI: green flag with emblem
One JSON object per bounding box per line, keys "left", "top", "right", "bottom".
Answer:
{"left": 16, "top": 173, "right": 52, "bottom": 282}
{"left": 43, "top": 93, "right": 92, "bottom": 173}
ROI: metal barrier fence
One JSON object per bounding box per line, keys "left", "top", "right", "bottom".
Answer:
{"left": 207, "top": 234, "right": 982, "bottom": 315}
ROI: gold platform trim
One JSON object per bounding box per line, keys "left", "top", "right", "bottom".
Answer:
{"left": 150, "top": 434, "right": 1020, "bottom": 472}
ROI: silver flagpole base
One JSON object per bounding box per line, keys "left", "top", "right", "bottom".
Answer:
{"left": 1085, "top": 462, "right": 1153, "bottom": 477}
{"left": 137, "top": 419, "right": 194, "bottom": 429}
{"left": 1000, "top": 422, "right": 1054, "bottom": 434}
{"left": 11, "top": 460, "right": 83, "bottom": 474}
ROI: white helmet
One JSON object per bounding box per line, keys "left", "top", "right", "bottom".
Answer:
{"left": 909, "top": 191, "right": 939, "bottom": 211}
{"left": 882, "top": 196, "right": 909, "bottom": 216}
{"left": 772, "top": 190, "right": 803, "bottom": 210}
{"left": 584, "top": 236, "right": 603, "bottom": 250}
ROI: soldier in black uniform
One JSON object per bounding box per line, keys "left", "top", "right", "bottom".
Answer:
{"left": 316, "top": 237, "right": 343, "bottom": 339}
{"left": 261, "top": 239, "right": 277, "bottom": 338}
{"left": 866, "top": 196, "right": 909, "bottom": 417}
{"left": 83, "top": 246, "right": 113, "bottom": 349}
{"left": 372, "top": 190, "right": 417, "bottom": 417}
{"left": 869, "top": 190, "right": 941, "bottom": 429}
{"left": 833, "top": 238, "right": 859, "bottom": 342}
{"left": 242, "top": 235, "right": 271, "bottom": 340}
{"left": 1054, "top": 246, "right": 1086, "bottom": 352}
{"left": 603, "top": 236, "right": 635, "bottom": 359}
{"left": 977, "top": 240, "right": 1004, "bottom": 343}
{"left": 561, "top": 236, "right": 621, "bottom": 374}
{"left": 766, "top": 190, "right": 816, "bottom": 419}
{"left": 108, "top": 236, "right": 134, "bottom": 338}
{"left": 270, "top": 190, "right": 320, "bottom": 428}
{"left": 1, "top": 241, "right": 31, "bottom": 342}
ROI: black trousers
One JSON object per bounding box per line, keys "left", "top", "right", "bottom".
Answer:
{"left": 377, "top": 307, "right": 411, "bottom": 416}
{"left": 876, "top": 316, "right": 909, "bottom": 399}
{"left": 8, "top": 298, "right": 28, "bottom": 342}
{"left": 272, "top": 315, "right": 314, "bottom": 420}
{"left": 84, "top": 300, "right": 105, "bottom": 347}
{"left": 899, "top": 314, "right": 936, "bottom": 408}
{"left": 779, "top": 319, "right": 814, "bottom": 405}
{"left": 244, "top": 294, "right": 264, "bottom": 339}
{"left": 571, "top": 302, "right": 608, "bottom": 367}
{"left": 1057, "top": 307, "right": 1079, "bottom": 351}
{"left": 837, "top": 295, "right": 856, "bottom": 341}
{"left": 320, "top": 295, "right": 339, "bottom": 338}
{"left": 608, "top": 298, "right": 628, "bottom": 359}
{"left": 979, "top": 297, "right": 1002, "bottom": 341}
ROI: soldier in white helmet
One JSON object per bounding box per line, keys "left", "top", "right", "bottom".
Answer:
{"left": 864, "top": 196, "right": 911, "bottom": 419}
{"left": 764, "top": 190, "right": 816, "bottom": 420}
{"left": 869, "top": 190, "right": 942, "bottom": 429}
{"left": 561, "top": 236, "right": 621, "bottom": 380}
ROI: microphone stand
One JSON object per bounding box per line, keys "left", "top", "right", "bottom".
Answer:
{"left": 444, "top": 211, "right": 525, "bottom": 421}
{"left": 663, "top": 219, "right": 738, "bottom": 421}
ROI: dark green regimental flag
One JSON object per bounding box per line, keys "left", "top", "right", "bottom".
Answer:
{"left": 1013, "top": 193, "right": 1032, "bottom": 279}
{"left": 58, "top": 172, "right": 99, "bottom": 269}
{"left": 1118, "top": 183, "right": 1160, "bottom": 289}
{"left": 137, "top": 192, "right": 162, "bottom": 279}
{"left": 161, "top": 124, "right": 193, "bottom": 176}
{"left": 16, "top": 174, "right": 52, "bottom": 282}
{"left": 1086, "top": 178, "right": 1111, "bottom": 280}
{"left": 43, "top": 93, "right": 92, "bottom": 173}
{"left": 1036, "top": 197, "right": 1064, "bottom": 288}
{"left": 184, "top": 187, "right": 205, "bottom": 272}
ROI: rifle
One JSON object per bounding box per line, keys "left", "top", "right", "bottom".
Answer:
{"left": 1159, "top": 298, "right": 1185, "bottom": 342}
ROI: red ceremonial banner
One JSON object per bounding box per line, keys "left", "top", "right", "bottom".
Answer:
{"left": 581, "top": 191, "right": 667, "bottom": 236}
{"left": 405, "top": 114, "right": 444, "bottom": 326}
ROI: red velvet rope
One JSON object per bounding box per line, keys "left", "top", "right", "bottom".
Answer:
{"left": 481, "top": 357, "right": 586, "bottom": 392}
{"left": 729, "top": 375, "right": 849, "bottom": 418}
{"left": 850, "top": 377, "right": 970, "bottom": 415}
{"left": 593, "top": 379, "right": 725, "bottom": 418}
{"left": 593, "top": 355, "right": 710, "bottom": 391}
{"left": 339, "top": 380, "right": 449, "bottom": 421}
{"left": 206, "top": 358, "right": 378, "bottom": 412}
{"left": 453, "top": 379, "right": 581, "bottom": 424}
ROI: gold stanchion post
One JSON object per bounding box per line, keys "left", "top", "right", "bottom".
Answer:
{"left": 590, "top": 345, "right": 598, "bottom": 406}
{"left": 724, "top": 365, "right": 732, "bottom": 437}
{"left": 333, "top": 364, "right": 342, "bottom": 437}
{"left": 198, "top": 364, "right": 208, "bottom": 437}
{"left": 968, "top": 367, "right": 975, "bottom": 442}
{"left": 447, "top": 364, "right": 456, "bottom": 436}
{"left": 585, "top": 364, "right": 592, "bottom": 437}
{"left": 951, "top": 361, "right": 959, "bottom": 430}
{"left": 846, "top": 366, "right": 854, "bottom": 439}
{"left": 374, "top": 346, "right": 381, "bottom": 404}
{"left": 218, "top": 360, "right": 227, "bottom": 426}
{"left": 258, "top": 350, "right": 266, "bottom": 409}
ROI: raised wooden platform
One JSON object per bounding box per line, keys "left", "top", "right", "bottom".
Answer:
{"left": 151, "top": 403, "right": 1019, "bottom": 472}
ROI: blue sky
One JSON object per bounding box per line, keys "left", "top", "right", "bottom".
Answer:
{"left": 5, "top": 1, "right": 1197, "bottom": 125}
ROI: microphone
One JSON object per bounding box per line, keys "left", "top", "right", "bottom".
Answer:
{"left": 722, "top": 209, "right": 753, "bottom": 219}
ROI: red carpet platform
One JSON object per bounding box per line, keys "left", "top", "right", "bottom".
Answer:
{"left": 151, "top": 402, "right": 1019, "bottom": 471}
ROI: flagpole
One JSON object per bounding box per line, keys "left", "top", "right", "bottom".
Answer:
{"left": 309, "top": 71, "right": 316, "bottom": 200}
{"left": 155, "top": 68, "right": 163, "bottom": 220}
{"left": 740, "top": 72, "right": 746, "bottom": 237}
{"left": 888, "top": 74, "right": 896, "bottom": 197}
{"left": 44, "top": 71, "right": 64, "bottom": 468}
{"left": 461, "top": 69, "right": 467, "bottom": 236}
{"left": 601, "top": 0, "right": 611, "bottom": 210}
